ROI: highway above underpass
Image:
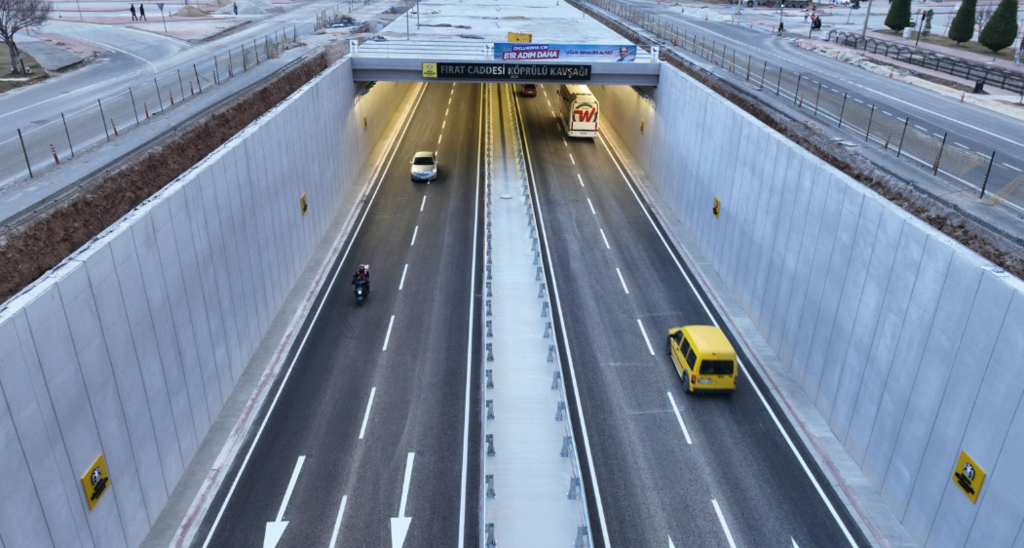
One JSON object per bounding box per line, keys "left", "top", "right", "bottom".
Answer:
{"left": 515, "top": 83, "right": 870, "bottom": 548}
{"left": 192, "top": 82, "right": 483, "bottom": 548}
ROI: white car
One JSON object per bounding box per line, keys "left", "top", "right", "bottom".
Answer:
{"left": 410, "top": 151, "right": 438, "bottom": 182}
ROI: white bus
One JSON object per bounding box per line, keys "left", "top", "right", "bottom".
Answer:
{"left": 557, "top": 84, "right": 599, "bottom": 138}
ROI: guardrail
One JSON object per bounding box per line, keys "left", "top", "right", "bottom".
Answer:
{"left": 352, "top": 39, "right": 656, "bottom": 62}
{"left": 578, "top": 0, "right": 1024, "bottom": 211}
{"left": 0, "top": 26, "right": 303, "bottom": 189}
{"left": 828, "top": 31, "right": 1024, "bottom": 94}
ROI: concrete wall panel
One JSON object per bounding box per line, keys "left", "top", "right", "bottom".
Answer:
{"left": 592, "top": 64, "right": 1024, "bottom": 547}
{"left": 0, "top": 59, "right": 413, "bottom": 547}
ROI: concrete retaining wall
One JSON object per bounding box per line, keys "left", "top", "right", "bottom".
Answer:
{"left": 0, "top": 58, "right": 412, "bottom": 548}
{"left": 592, "top": 67, "right": 1024, "bottom": 548}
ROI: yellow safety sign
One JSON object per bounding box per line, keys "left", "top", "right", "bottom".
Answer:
{"left": 952, "top": 450, "right": 986, "bottom": 504}
{"left": 300, "top": 192, "right": 308, "bottom": 216}
{"left": 81, "top": 454, "right": 111, "bottom": 510}
{"left": 507, "top": 32, "right": 532, "bottom": 43}
{"left": 713, "top": 197, "right": 721, "bottom": 218}
{"left": 422, "top": 62, "right": 438, "bottom": 78}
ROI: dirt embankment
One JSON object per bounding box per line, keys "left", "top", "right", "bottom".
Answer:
{"left": 0, "top": 53, "right": 329, "bottom": 305}
{"left": 568, "top": 0, "right": 1024, "bottom": 281}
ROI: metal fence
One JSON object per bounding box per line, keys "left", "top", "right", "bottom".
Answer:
{"left": 0, "top": 26, "right": 302, "bottom": 187}
{"left": 829, "top": 32, "right": 1024, "bottom": 94}
{"left": 581, "top": 0, "right": 1024, "bottom": 211}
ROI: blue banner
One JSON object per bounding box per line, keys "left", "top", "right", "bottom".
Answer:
{"left": 493, "top": 43, "right": 637, "bottom": 62}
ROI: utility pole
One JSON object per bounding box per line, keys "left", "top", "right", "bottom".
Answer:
{"left": 416, "top": 0, "right": 420, "bottom": 29}
{"left": 405, "top": 0, "right": 410, "bottom": 39}
{"left": 861, "top": 0, "right": 873, "bottom": 38}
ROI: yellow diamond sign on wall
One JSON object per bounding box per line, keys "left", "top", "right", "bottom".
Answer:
{"left": 81, "top": 454, "right": 111, "bottom": 510}
{"left": 422, "top": 62, "right": 438, "bottom": 78}
{"left": 952, "top": 450, "right": 986, "bottom": 504}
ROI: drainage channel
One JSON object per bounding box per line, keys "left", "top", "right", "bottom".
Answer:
{"left": 481, "top": 83, "right": 593, "bottom": 548}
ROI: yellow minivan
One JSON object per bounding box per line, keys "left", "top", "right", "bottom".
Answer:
{"left": 666, "top": 325, "right": 738, "bottom": 393}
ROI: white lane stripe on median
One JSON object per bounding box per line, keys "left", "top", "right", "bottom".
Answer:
{"left": 599, "top": 228, "right": 611, "bottom": 250}
{"left": 587, "top": 198, "right": 596, "bottom": 215}
{"left": 328, "top": 495, "right": 348, "bottom": 548}
{"left": 358, "top": 387, "right": 376, "bottom": 440}
{"left": 637, "top": 319, "right": 654, "bottom": 356}
{"left": 420, "top": 196, "right": 426, "bottom": 212}
{"left": 578, "top": 174, "right": 585, "bottom": 187}
{"left": 615, "top": 268, "right": 629, "bottom": 294}
{"left": 569, "top": 153, "right": 576, "bottom": 165}
{"left": 383, "top": 315, "right": 395, "bottom": 351}
{"left": 712, "top": 499, "right": 737, "bottom": 548}
{"left": 411, "top": 226, "right": 419, "bottom": 246}
{"left": 667, "top": 392, "right": 692, "bottom": 444}
{"left": 399, "top": 264, "right": 409, "bottom": 291}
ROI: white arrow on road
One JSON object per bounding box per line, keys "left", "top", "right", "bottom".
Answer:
{"left": 669, "top": 535, "right": 677, "bottom": 548}
{"left": 264, "top": 455, "right": 306, "bottom": 548}
{"left": 391, "top": 452, "right": 416, "bottom": 548}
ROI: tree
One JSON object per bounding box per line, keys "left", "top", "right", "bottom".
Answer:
{"left": 948, "top": 0, "right": 977, "bottom": 45}
{"left": 0, "top": 0, "right": 51, "bottom": 74}
{"left": 885, "top": 0, "right": 912, "bottom": 31}
{"left": 979, "top": 0, "right": 1019, "bottom": 52}
{"left": 975, "top": 5, "right": 994, "bottom": 28}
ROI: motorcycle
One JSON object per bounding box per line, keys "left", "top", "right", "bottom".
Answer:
{"left": 354, "top": 278, "right": 369, "bottom": 306}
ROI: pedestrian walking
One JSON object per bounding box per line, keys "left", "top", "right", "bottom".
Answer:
{"left": 130, "top": 4, "right": 137, "bottom": 20}
{"left": 139, "top": 3, "right": 147, "bottom": 20}
{"left": 778, "top": 21, "right": 785, "bottom": 35}
{"left": 233, "top": 2, "right": 238, "bottom": 15}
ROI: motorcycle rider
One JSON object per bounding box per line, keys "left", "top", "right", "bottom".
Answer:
{"left": 352, "top": 264, "right": 371, "bottom": 294}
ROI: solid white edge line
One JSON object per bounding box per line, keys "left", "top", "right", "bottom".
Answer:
{"left": 596, "top": 132, "right": 860, "bottom": 547}
{"left": 358, "top": 387, "right": 377, "bottom": 440}
{"left": 587, "top": 198, "right": 596, "bottom": 215}
{"left": 200, "top": 82, "right": 429, "bottom": 548}
{"left": 411, "top": 225, "right": 419, "bottom": 246}
{"left": 277, "top": 456, "right": 306, "bottom": 522}
{"left": 421, "top": 195, "right": 427, "bottom": 212}
{"left": 637, "top": 318, "right": 655, "bottom": 356}
{"left": 515, "top": 89, "right": 613, "bottom": 548}
{"left": 399, "top": 263, "right": 409, "bottom": 291}
{"left": 399, "top": 452, "right": 416, "bottom": 517}
{"left": 666, "top": 392, "right": 692, "bottom": 445}
{"left": 712, "top": 499, "right": 737, "bottom": 548}
{"left": 456, "top": 82, "right": 483, "bottom": 548}
{"left": 615, "top": 267, "right": 629, "bottom": 294}
{"left": 599, "top": 228, "right": 611, "bottom": 250}
{"left": 383, "top": 315, "right": 396, "bottom": 351}
{"left": 578, "top": 173, "right": 585, "bottom": 187}
{"left": 328, "top": 495, "right": 348, "bottom": 548}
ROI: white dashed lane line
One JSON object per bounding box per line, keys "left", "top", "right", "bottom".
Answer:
{"left": 1004, "top": 163, "right": 1023, "bottom": 172}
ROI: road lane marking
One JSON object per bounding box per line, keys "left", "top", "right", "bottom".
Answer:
{"left": 328, "top": 495, "right": 348, "bottom": 548}
{"left": 547, "top": 100, "right": 552, "bottom": 107}
{"left": 420, "top": 196, "right": 426, "bottom": 212}
{"left": 637, "top": 319, "right": 655, "bottom": 356}
{"left": 514, "top": 91, "right": 612, "bottom": 548}
{"left": 449, "top": 97, "right": 452, "bottom": 105}
{"left": 596, "top": 131, "right": 860, "bottom": 547}
{"left": 578, "top": 173, "right": 585, "bottom": 187}
{"left": 551, "top": 110, "right": 556, "bottom": 118}
{"left": 588, "top": 198, "right": 596, "bottom": 215}
{"left": 399, "top": 264, "right": 409, "bottom": 290}
{"left": 616, "top": 267, "right": 629, "bottom": 294}
{"left": 279, "top": 456, "right": 305, "bottom": 521}
{"left": 569, "top": 153, "right": 576, "bottom": 165}
{"left": 445, "top": 108, "right": 449, "bottom": 117}
{"left": 1003, "top": 163, "right": 1022, "bottom": 172}
{"left": 399, "top": 452, "right": 415, "bottom": 516}
{"left": 882, "top": 110, "right": 893, "bottom": 116}
{"left": 438, "top": 134, "right": 443, "bottom": 144}
{"left": 667, "top": 392, "right": 692, "bottom": 444}
{"left": 442, "top": 120, "right": 446, "bottom": 129}
{"left": 359, "top": 387, "right": 376, "bottom": 439}
{"left": 411, "top": 226, "right": 418, "bottom": 246}
{"left": 391, "top": 453, "right": 416, "bottom": 548}
{"left": 457, "top": 85, "right": 484, "bottom": 548}
{"left": 914, "top": 125, "right": 928, "bottom": 130}
{"left": 792, "top": 539, "right": 800, "bottom": 548}
{"left": 383, "top": 315, "right": 395, "bottom": 351}
{"left": 669, "top": 536, "right": 676, "bottom": 548}
{"left": 712, "top": 499, "right": 737, "bottom": 548}
{"left": 954, "top": 142, "right": 968, "bottom": 149}
{"left": 562, "top": 137, "right": 568, "bottom": 146}
{"left": 599, "top": 229, "right": 610, "bottom": 249}
{"left": 198, "top": 82, "right": 430, "bottom": 548}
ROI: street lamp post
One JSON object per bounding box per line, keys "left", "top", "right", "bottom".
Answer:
{"left": 406, "top": 0, "right": 410, "bottom": 39}
{"left": 914, "top": 9, "right": 925, "bottom": 46}
{"left": 861, "top": 0, "right": 873, "bottom": 38}
{"left": 416, "top": 0, "right": 420, "bottom": 29}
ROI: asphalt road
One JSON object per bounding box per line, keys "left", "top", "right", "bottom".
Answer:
{"left": 0, "top": 1, "right": 331, "bottom": 134}
{"left": 609, "top": 0, "right": 1024, "bottom": 200}
{"left": 191, "top": 82, "right": 482, "bottom": 548}
{"left": 516, "top": 83, "right": 870, "bottom": 548}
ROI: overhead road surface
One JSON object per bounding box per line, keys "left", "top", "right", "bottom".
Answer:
{"left": 191, "top": 82, "right": 483, "bottom": 548}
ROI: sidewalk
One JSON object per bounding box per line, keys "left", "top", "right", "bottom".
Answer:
{"left": 15, "top": 36, "right": 86, "bottom": 72}
{"left": 865, "top": 29, "right": 1024, "bottom": 74}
